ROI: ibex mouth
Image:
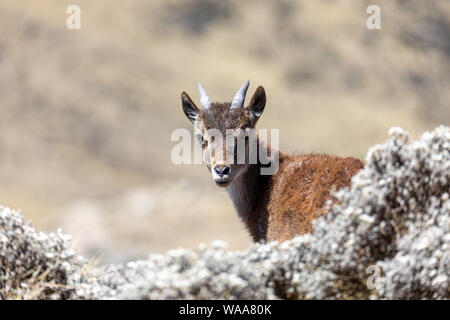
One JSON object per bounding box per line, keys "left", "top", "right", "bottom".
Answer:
{"left": 215, "top": 179, "right": 231, "bottom": 187}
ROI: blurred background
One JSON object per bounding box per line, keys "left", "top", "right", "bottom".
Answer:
{"left": 0, "top": 0, "right": 448, "bottom": 263}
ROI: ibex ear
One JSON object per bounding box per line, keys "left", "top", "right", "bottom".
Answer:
{"left": 181, "top": 92, "right": 199, "bottom": 124}
{"left": 248, "top": 86, "right": 266, "bottom": 123}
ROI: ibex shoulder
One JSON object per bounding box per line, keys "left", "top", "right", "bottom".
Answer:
{"left": 266, "top": 154, "right": 364, "bottom": 241}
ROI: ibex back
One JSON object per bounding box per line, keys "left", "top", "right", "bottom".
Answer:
{"left": 181, "top": 80, "right": 364, "bottom": 242}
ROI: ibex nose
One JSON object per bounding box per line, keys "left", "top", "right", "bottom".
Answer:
{"left": 214, "top": 165, "right": 230, "bottom": 177}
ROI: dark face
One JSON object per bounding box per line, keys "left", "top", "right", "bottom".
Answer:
{"left": 181, "top": 84, "right": 266, "bottom": 187}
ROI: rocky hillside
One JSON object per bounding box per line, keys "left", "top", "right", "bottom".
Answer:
{"left": 1, "top": 126, "right": 448, "bottom": 299}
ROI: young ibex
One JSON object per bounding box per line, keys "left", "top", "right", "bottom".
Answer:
{"left": 181, "top": 80, "right": 364, "bottom": 242}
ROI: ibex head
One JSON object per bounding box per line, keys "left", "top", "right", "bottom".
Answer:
{"left": 181, "top": 80, "right": 266, "bottom": 187}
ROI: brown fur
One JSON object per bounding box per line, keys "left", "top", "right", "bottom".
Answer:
{"left": 251, "top": 151, "right": 363, "bottom": 242}
{"left": 181, "top": 84, "right": 364, "bottom": 242}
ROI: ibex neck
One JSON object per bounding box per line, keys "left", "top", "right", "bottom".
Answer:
{"left": 226, "top": 139, "right": 273, "bottom": 241}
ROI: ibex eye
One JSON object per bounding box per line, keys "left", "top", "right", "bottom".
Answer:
{"left": 195, "top": 134, "right": 208, "bottom": 148}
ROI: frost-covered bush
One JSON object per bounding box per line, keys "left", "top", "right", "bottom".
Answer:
{"left": 1, "top": 126, "right": 449, "bottom": 299}
{"left": 0, "top": 207, "right": 86, "bottom": 299}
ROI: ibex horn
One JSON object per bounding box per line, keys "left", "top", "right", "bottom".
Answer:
{"left": 230, "top": 80, "right": 250, "bottom": 109}
{"left": 198, "top": 82, "right": 212, "bottom": 110}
